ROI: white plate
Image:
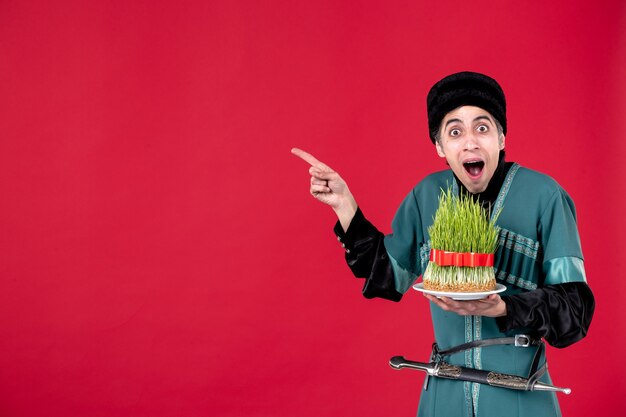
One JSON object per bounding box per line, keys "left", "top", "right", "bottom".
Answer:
{"left": 413, "top": 283, "right": 506, "bottom": 300}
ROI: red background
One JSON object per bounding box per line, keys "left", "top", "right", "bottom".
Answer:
{"left": 1, "top": 1, "right": 625, "bottom": 416}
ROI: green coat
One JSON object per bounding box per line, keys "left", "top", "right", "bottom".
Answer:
{"left": 384, "top": 164, "right": 586, "bottom": 417}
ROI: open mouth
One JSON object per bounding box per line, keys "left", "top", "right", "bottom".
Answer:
{"left": 463, "top": 160, "right": 485, "bottom": 177}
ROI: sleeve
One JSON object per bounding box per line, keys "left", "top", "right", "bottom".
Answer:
{"left": 333, "top": 208, "right": 403, "bottom": 302}
{"left": 496, "top": 282, "right": 595, "bottom": 348}
{"left": 497, "top": 186, "right": 595, "bottom": 347}
{"left": 539, "top": 187, "right": 584, "bottom": 270}
{"left": 383, "top": 187, "right": 424, "bottom": 293}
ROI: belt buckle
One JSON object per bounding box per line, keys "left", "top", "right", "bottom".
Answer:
{"left": 515, "top": 334, "right": 531, "bottom": 347}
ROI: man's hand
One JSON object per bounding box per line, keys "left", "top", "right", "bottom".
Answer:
{"left": 291, "top": 148, "right": 358, "bottom": 231}
{"left": 423, "top": 294, "right": 507, "bottom": 317}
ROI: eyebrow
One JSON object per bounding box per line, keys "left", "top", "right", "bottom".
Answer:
{"left": 444, "top": 118, "right": 462, "bottom": 129}
{"left": 473, "top": 115, "right": 494, "bottom": 124}
{"left": 444, "top": 115, "right": 494, "bottom": 129}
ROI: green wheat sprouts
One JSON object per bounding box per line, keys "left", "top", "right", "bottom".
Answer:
{"left": 423, "top": 187, "right": 501, "bottom": 291}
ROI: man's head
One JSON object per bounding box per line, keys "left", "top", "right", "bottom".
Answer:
{"left": 427, "top": 72, "right": 507, "bottom": 193}
{"left": 427, "top": 71, "right": 507, "bottom": 144}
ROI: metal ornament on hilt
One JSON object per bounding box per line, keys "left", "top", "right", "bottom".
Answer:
{"left": 389, "top": 356, "right": 571, "bottom": 395}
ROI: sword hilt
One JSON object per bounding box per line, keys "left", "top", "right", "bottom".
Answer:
{"left": 389, "top": 356, "right": 434, "bottom": 373}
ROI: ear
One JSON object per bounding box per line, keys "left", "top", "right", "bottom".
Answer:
{"left": 435, "top": 141, "right": 446, "bottom": 158}
{"left": 499, "top": 135, "right": 506, "bottom": 150}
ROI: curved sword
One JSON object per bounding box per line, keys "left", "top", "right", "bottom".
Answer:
{"left": 389, "top": 356, "right": 571, "bottom": 394}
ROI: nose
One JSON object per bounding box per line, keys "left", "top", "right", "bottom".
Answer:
{"left": 463, "top": 132, "right": 480, "bottom": 150}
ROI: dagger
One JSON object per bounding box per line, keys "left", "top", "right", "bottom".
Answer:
{"left": 389, "top": 356, "right": 571, "bottom": 394}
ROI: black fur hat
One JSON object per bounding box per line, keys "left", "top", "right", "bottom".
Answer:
{"left": 427, "top": 72, "right": 506, "bottom": 143}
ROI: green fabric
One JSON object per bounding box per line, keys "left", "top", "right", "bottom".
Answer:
{"left": 383, "top": 164, "right": 584, "bottom": 417}
{"left": 389, "top": 254, "right": 418, "bottom": 294}
{"left": 543, "top": 257, "right": 586, "bottom": 285}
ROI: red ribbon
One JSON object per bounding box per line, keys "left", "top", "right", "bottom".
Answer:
{"left": 429, "top": 249, "right": 494, "bottom": 267}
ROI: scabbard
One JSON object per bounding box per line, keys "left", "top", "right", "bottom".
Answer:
{"left": 389, "top": 356, "right": 571, "bottom": 395}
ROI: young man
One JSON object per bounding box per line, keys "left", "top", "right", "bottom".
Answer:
{"left": 292, "top": 71, "right": 594, "bottom": 417}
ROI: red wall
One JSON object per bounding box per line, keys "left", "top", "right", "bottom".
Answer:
{"left": 1, "top": 1, "right": 624, "bottom": 416}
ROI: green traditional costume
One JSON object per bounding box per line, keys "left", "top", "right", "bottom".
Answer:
{"left": 383, "top": 164, "right": 586, "bottom": 417}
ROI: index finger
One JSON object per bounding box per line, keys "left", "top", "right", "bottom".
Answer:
{"left": 291, "top": 148, "right": 331, "bottom": 171}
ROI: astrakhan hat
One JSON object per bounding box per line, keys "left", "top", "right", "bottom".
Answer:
{"left": 427, "top": 71, "right": 507, "bottom": 143}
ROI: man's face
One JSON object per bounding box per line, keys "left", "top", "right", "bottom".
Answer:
{"left": 435, "top": 106, "right": 505, "bottom": 194}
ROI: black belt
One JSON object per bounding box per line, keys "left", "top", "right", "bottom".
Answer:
{"left": 428, "top": 335, "right": 547, "bottom": 391}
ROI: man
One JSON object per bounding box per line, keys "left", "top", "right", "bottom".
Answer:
{"left": 292, "top": 71, "right": 594, "bottom": 417}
